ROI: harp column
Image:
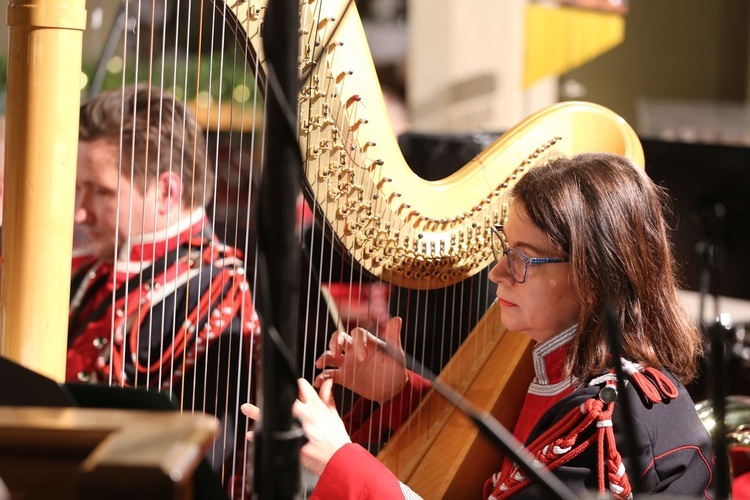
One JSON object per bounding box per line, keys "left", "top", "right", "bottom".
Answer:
{"left": 1, "top": 1, "right": 86, "bottom": 380}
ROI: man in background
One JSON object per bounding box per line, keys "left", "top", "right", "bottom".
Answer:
{"left": 68, "top": 84, "right": 259, "bottom": 496}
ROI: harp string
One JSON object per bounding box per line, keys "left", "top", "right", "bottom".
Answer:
{"left": 80, "top": 0, "right": 514, "bottom": 494}
{"left": 204, "top": 0, "right": 221, "bottom": 468}
{"left": 223, "top": 11, "right": 253, "bottom": 490}
{"left": 164, "top": 0, "right": 188, "bottom": 401}
{"left": 82, "top": 0, "right": 266, "bottom": 493}
{"left": 232, "top": 3, "right": 268, "bottom": 490}
{"left": 149, "top": 0, "right": 178, "bottom": 392}
{"left": 292, "top": 3, "right": 482, "bottom": 450}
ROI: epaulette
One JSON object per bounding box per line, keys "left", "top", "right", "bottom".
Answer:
{"left": 489, "top": 359, "right": 678, "bottom": 500}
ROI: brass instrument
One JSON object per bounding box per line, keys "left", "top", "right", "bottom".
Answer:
{"left": 696, "top": 396, "right": 750, "bottom": 472}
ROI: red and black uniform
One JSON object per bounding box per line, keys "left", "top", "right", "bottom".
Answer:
{"left": 312, "top": 327, "right": 715, "bottom": 499}
{"left": 67, "top": 209, "right": 261, "bottom": 488}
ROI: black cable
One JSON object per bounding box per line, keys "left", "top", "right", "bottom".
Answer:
{"left": 602, "top": 300, "right": 644, "bottom": 496}
{"left": 253, "top": 0, "right": 305, "bottom": 498}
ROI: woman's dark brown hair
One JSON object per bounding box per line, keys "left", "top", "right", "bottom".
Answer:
{"left": 510, "top": 152, "right": 702, "bottom": 384}
{"left": 78, "top": 84, "right": 213, "bottom": 209}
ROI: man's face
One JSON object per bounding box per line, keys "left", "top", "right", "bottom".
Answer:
{"left": 75, "top": 139, "right": 158, "bottom": 260}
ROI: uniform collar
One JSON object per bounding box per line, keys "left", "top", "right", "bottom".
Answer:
{"left": 529, "top": 324, "right": 576, "bottom": 391}
{"left": 122, "top": 208, "right": 209, "bottom": 263}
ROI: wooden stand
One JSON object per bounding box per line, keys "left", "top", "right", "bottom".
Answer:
{"left": 0, "top": 407, "right": 219, "bottom": 499}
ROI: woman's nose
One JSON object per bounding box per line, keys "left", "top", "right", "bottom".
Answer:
{"left": 488, "top": 258, "right": 513, "bottom": 285}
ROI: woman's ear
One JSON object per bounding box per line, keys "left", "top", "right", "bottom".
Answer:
{"left": 156, "top": 171, "right": 183, "bottom": 214}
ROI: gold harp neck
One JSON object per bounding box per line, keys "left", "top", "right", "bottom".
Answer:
{"left": 231, "top": 0, "right": 644, "bottom": 290}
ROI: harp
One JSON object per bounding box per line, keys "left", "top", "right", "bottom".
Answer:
{"left": 0, "top": 0, "right": 644, "bottom": 498}
{"left": 227, "top": 0, "right": 643, "bottom": 498}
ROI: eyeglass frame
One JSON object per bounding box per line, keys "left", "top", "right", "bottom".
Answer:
{"left": 490, "top": 225, "right": 569, "bottom": 284}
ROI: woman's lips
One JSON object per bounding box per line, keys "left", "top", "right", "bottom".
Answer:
{"left": 497, "top": 297, "right": 516, "bottom": 307}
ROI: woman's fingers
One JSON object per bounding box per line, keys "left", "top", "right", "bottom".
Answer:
{"left": 242, "top": 404, "right": 259, "bottom": 443}
{"left": 313, "top": 368, "right": 338, "bottom": 388}
{"left": 315, "top": 330, "right": 354, "bottom": 369}
{"left": 383, "top": 316, "right": 403, "bottom": 350}
{"left": 297, "top": 377, "right": 319, "bottom": 403}
{"left": 241, "top": 403, "right": 260, "bottom": 422}
{"left": 328, "top": 330, "right": 353, "bottom": 355}
{"left": 318, "top": 377, "right": 335, "bottom": 409}
{"left": 350, "top": 327, "right": 373, "bottom": 362}
{"left": 315, "top": 350, "right": 341, "bottom": 370}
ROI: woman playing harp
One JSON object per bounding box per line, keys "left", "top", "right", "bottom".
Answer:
{"left": 243, "top": 152, "right": 715, "bottom": 499}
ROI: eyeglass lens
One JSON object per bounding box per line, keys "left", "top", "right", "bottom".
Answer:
{"left": 493, "top": 228, "right": 527, "bottom": 283}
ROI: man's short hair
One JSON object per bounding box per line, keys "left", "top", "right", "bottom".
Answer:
{"left": 79, "top": 84, "right": 214, "bottom": 209}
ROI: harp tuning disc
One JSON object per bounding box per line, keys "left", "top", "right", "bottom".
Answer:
{"left": 369, "top": 159, "right": 384, "bottom": 170}
{"left": 376, "top": 177, "right": 392, "bottom": 188}
{"left": 337, "top": 70, "right": 354, "bottom": 83}
{"left": 346, "top": 94, "right": 361, "bottom": 107}
{"left": 327, "top": 40, "right": 344, "bottom": 53}
{"left": 350, "top": 118, "right": 368, "bottom": 131}
{"left": 318, "top": 17, "right": 336, "bottom": 29}
{"left": 245, "top": 3, "right": 263, "bottom": 20}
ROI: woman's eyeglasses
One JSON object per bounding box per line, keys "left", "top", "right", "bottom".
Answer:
{"left": 490, "top": 225, "right": 568, "bottom": 284}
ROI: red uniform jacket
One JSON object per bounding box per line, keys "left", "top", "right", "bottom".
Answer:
{"left": 67, "top": 210, "right": 261, "bottom": 489}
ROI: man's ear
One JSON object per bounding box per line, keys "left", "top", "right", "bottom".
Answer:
{"left": 156, "top": 171, "right": 183, "bottom": 214}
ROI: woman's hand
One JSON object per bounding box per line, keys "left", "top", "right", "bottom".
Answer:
{"left": 241, "top": 378, "right": 351, "bottom": 477}
{"left": 314, "top": 316, "right": 409, "bottom": 404}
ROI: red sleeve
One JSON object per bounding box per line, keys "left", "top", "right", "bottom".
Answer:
{"left": 347, "top": 371, "right": 432, "bottom": 445}
{"left": 311, "top": 443, "right": 404, "bottom": 499}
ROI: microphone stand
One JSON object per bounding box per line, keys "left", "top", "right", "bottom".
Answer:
{"left": 253, "top": 0, "right": 305, "bottom": 498}
{"left": 602, "top": 301, "right": 644, "bottom": 496}
{"left": 695, "top": 201, "right": 730, "bottom": 499}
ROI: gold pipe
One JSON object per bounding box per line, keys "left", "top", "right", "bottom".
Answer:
{"left": 1, "top": 1, "right": 86, "bottom": 381}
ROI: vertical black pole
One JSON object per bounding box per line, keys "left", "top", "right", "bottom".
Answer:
{"left": 697, "top": 201, "right": 730, "bottom": 499}
{"left": 254, "top": 0, "right": 303, "bottom": 498}
{"left": 709, "top": 320, "right": 730, "bottom": 499}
